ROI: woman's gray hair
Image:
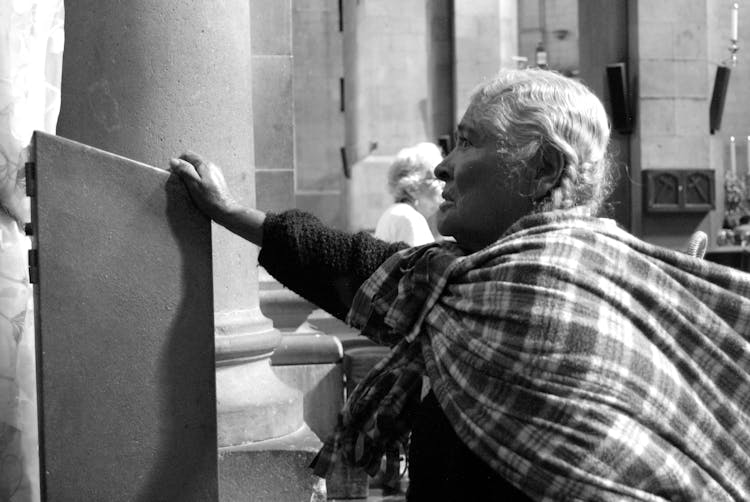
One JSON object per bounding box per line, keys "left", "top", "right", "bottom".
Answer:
{"left": 467, "top": 68, "right": 614, "bottom": 214}
{"left": 387, "top": 142, "right": 443, "bottom": 203}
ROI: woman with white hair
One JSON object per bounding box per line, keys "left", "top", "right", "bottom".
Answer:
{"left": 374, "top": 142, "right": 443, "bottom": 246}
{"left": 171, "top": 69, "right": 750, "bottom": 501}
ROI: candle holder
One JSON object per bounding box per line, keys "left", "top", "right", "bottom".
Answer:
{"left": 723, "top": 135, "right": 750, "bottom": 231}
{"left": 729, "top": 38, "right": 740, "bottom": 67}
{"left": 724, "top": 171, "right": 747, "bottom": 228}
{"left": 720, "top": 168, "right": 749, "bottom": 246}
{"left": 728, "top": 3, "right": 740, "bottom": 67}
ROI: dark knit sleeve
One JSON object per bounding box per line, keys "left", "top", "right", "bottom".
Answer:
{"left": 258, "top": 209, "right": 407, "bottom": 321}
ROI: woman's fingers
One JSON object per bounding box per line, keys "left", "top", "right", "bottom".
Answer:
{"left": 168, "top": 151, "right": 239, "bottom": 225}
{"left": 178, "top": 151, "right": 205, "bottom": 171}
{"left": 169, "top": 157, "right": 201, "bottom": 183}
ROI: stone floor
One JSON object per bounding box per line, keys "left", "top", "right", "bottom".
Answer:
{"left": 326, "top": 455, "right": 410, "bottom": 502}
{"left": 329, "top": 487, "right": 406, "bottom": 502}
{"left": 364, "top": 487, "right": 407, "bottom": 501}
{"left": 328, "top": 480, "right": 408, "bottom": 502}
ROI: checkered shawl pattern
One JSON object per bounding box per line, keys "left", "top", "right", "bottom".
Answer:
{"left": 310, "top": 211, "right": 750, "bottom": 501}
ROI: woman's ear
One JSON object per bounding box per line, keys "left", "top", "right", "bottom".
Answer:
{"left": 531, "top": 144, "right": 565, "bottom": 201}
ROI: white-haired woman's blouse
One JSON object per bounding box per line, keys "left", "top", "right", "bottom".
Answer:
{"left": 374, "top": 203, "right": 435, "bottom": 246}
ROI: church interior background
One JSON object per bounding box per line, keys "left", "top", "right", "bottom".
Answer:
{"left": 2, "top": 0, "right": 750, "bottom": 500}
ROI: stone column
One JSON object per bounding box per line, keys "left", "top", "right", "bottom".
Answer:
{"left": 57, "top": 0, "right": 302, "bottom": 447}
{"left": 453, "top": 0, "right": 518, "bottom": 119}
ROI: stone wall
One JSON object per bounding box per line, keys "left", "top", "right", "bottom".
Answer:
{"left": 518, "top": 0, "right": 578, "bottom": 75}
{"left": 293, "top": 0, "right": 347, "bottom": 229}
{"left": 630, "top": 0, "right": 713, "bottom": 247}
{"left": 252, "top": 0, "right": 296, "bottom": 215}
{"left": 342, "top": 0, "right": 453, "bottom": 231}
{"left": 454, "top": 0, "right": 518, "bottom": 119}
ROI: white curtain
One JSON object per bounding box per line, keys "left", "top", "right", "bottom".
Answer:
{"left": 0, "top": 1, "right": 64, "bottom": 500}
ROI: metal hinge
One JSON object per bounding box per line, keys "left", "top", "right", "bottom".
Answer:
{"left": 25, "top": 162, "right": 36, "bottom": 197}
{"left": 28, "top": 249, "right": 39, "bottom": 284}
{"left": 340, "top": 77, "right": 345, "bottom": 112}
{"left": 340, "top": 146, "right": 349, "bottom": 179}
{"left": 338, "top": 0, "right": 343, "bottom": 31}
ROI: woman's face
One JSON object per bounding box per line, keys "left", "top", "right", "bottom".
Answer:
{"left": 434, "top": 113, "right": 534, "bottom": 252}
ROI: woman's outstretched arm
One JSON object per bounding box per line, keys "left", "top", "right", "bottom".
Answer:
{"left": 170, "top": 152, "right": 406, "bottom": 320}
{"left": 260, "top": 210, "right": 406, "bottom": 319}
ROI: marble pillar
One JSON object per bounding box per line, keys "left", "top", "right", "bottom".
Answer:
{"left": 57, "top": 0, "right": 302, "bottom": 447}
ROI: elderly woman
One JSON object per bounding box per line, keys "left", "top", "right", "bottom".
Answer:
{"left": 171, "top": 69, "right": 750, "bottom": 501}
{"left": 374, "top": 142, "right": 443, "bottom": 246}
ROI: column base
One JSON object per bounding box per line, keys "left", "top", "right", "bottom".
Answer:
{"left": 215, "top": 308, "right": 304, "bottom": 446}
{"left": 218, "top": 424, "right": 326, "bottom": 502}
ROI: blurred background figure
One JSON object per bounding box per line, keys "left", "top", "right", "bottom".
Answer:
{"left": 374, "top": 142, "right": 444, "bottom": 246}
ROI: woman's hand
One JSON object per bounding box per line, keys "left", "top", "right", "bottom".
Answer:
{"left": 169, "top": 151, "right": 266, "bottom": 246}
{"left": 169, "top": 151, "right": 239, "bottom": 226}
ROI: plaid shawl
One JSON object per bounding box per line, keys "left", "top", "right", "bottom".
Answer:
{"left": 311, "top": 211, "right": 750, "bottom": 501}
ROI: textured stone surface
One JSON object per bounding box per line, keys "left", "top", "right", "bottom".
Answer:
{"left": 31, "top": 132, "right": 217, "bottom": 500}
{"left": 252, "top": 56, "right": 295, "bottom": 172}
{"left": 293, "top": 0, "right": 345, "bottom": 193}
{"left": 259, "top": 279, "right": 318, "bottom": 330}
{"left": 272, "top": 361, "right": 344, "bottom": 440}
{"left": 218, "top": 425, "right": 324, "bottom": 502}
{"left": 291, "top": 0, "right": 347, "bottom": 230}
{"left": 454, "top": 0, "right": 518, "bottom": 119}
{"left": 326, "top": 461, "right": 370, "bottom": 500}
{"left": 630, "top": 0, "right": 714, "bottom": 245}
{"left": 271, "top": 334, "right": 343, "bottom": 366}
{"left": 342, "top": 0, "right": 431, "bottom": 160}
{"left": 58, "top": 0, "right": 303, "bottom": 447}
{"left": 255, "top": 170, "right": 296, "bottom": 215}
{"left": 216, "top": 359, "right": 304, "bottom": 446}
{"left": 296, "top": 192, "right": 347, "bottom": 231}
{"left": 250, "top": 0, "right": 292, "bottom": 56}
